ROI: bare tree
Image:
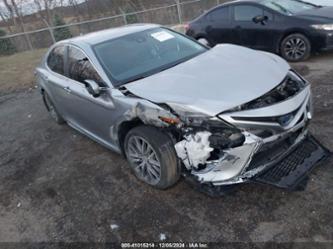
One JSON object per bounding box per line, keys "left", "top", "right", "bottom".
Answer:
{"left": 68, "top": 0, "right": 83, "bottom": 21}
{"left": 3, "top": 0, "right": 33, "bottom": 49}
{"left": 0, "top": 7, "right": 13, "bottom": 32}
{"left": 33, "top": 0, "right": 55, "bottom": 26}
{"left": 3, "top": 0, "right": 17, "bottom": 27}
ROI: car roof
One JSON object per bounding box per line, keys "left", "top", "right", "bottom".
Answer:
{"left": 213, "top": 0, "right": 263, "bottom": 9}
{"left": 200, "top": 0, "right": 262, "bottom": 16}
{"left": 60, "top": 23, "right": 161, "bottom": 46}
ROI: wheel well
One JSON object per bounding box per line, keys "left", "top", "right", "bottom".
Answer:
{"left": 40, "top": 88, "right": 50, "bottom": 111}
{"left": 278, "top": 31, "right": 311, "bottom": 53}
{"left": 118, "top": 119, "right": 144, "bottom": 156}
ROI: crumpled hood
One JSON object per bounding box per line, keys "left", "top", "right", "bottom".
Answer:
{"left": 125, "top": 44, "right": 290, "bottom": 116}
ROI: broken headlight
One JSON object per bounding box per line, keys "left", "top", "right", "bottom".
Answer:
{"left": 183, "top": 116, "right": 246, "bottom": 151}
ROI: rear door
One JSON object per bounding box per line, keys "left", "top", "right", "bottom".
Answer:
{"left": 232, "top": 4, "right": 275, "bottom": 50}
{"left": 205, "top": 6, "right": 236, "bottom": 45}
{"left": 45, "top": 45, "right": 71, "bottom": 118}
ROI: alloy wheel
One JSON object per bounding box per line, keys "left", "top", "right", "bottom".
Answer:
{"left": 283, "top": 37, "right": 307, "bottom": 61}
{"left": 127, "top": 135, "right": 161, "bottom": 185}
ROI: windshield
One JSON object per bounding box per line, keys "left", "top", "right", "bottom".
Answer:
{"left": 94, "top": 27, "right": 207, "bottom": 86}
{"left": 261, "top": 0, "right": 319, "bottom": 15}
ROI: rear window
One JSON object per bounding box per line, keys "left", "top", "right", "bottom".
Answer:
{"left": 47, "top": 46, "right": 65, "bottom": 75}
{"left": 207, "top": 7, "right": 230, "bottom": 21}
{"left": 234, "top": 5, "right": 263, "bottom": 21}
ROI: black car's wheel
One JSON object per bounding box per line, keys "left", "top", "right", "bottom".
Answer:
{"left": 280, "top": 33, "right": 311, "bottom": 62}
{"left": 124, "top": 126, "right": 180, "bottom": 189}
{"left": 43, "top": 92, "right": 65, "bottom": 124}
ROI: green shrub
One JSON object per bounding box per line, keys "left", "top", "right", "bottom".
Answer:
{"left": 0, "top": 29, "right": 16, "bottom": 56}
{"left": 124, "top": 8, "right": 138, "bottom": 24}
{"left": 53, "top": 14, "right": 72, "bottom": 41}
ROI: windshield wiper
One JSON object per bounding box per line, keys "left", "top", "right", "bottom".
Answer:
{"left": 123, "top": 75, "right": 149, "bottom": 84}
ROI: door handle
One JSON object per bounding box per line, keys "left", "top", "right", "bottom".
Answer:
{"left": 64, "top": 86, "right": 72, "bottom": 93}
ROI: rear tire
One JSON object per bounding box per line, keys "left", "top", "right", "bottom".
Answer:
{"left": 280, "top": 33, "right": 311, "bottom": 62}
{"left": 43, "top": 92, "right": 65, "bottom": 124}
{"left": 124, "top": 126, "right": 180, "bottom": 189}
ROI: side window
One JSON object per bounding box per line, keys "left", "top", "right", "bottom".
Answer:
{"left": 207, "top": 7, "right": 229, "bottom": 22}
{"left": 234, "top": 5, "right": 263, "bottom": 21}
{"left": 264, "top": 10, "right": 274, "bottom": 20}
{"left": 47, "top": 46, "right": 65, "bottom": 75}
{"left": 68, "top": 46, "right": 103, "bottom": 85}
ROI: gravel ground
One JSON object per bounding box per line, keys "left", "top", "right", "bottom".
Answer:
{"left": 0, "top": 52, "right": 332, "bottom": 245}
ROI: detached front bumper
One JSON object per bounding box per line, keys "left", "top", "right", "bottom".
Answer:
{"left": 254, "top": 135, "right": 330, "bottom": 190}
{"left": 190, "top": 128, "right": 331, "bottom": 189}
{"left": 185, "top": 133, "right": 330, "bottom": 196}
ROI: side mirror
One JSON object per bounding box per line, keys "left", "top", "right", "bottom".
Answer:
{"left": 253, "top": 15, "right": 268, "bottom": 25}
{"left": 84, "top": 79, "right": 103, "bottom": 97}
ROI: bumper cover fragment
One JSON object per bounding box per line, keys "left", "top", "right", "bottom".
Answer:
{"left": 254, "top": 135, "right": 330, "bottom": 190}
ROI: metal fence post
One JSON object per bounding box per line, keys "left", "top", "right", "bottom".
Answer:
{"left": 119, "top": 8, "right": 128, "bottom": 25}
{"left": 21, "top": 21, "right": 33, "bottom": 51}
{"left": 41, "top": 19, "right": 56, "bottom": 44}
{"left": 49, "top": 27, "right": 56, "bottom": 44}
{"left": 176, "top": 0, "right": 182, "bottom": 24}
{"left": 24, "top": 33, "right": 33, "bottom": 51}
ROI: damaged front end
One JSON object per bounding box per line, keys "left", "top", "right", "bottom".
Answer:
{"left": 172, "top": 71, "right": 330, "bottom": 192}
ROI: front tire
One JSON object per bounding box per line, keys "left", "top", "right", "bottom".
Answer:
{"left": 124, "top": 126, "right": 180, "bottom": 189}
{"left": 280, "top": 33, "right": 311, "bottom": 62}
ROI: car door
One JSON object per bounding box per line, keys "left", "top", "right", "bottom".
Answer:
{"left": 45, "top": 45, "right": 71, "bottom": 118}
{"left": 61, "top": 45, "right": 116, "bottom": 143}
{"left": 205, "top": 6, "right": 237, "bottom": 45}
{"left": 232, "top": 4, "right": 275, "bottom": 50}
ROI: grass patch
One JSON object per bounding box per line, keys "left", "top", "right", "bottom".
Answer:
{"left": 0, "top": 48, "right": 47, "bottom": 94}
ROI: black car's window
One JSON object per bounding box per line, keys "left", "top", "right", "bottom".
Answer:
{"left": 234, "top": 5, "right": 263, "bottom": 21}
{"left": 264, "top": 10, "right": 274, "bottom": 20}
{"left": 207, "top": 7, "right": 230, "bottom": 21}
{"left": 68, "top": 46, "right": 103, "bottom": 85}
{"left": 94, "top": 28, "right": 207, "bottom": 86}
{"left": 261, "top": 0, "right": 318, "bottom": 15}
{"left": 47, "top": 46, "right": 65, "bottom": 75}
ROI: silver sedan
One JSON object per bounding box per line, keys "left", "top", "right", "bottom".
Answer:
{"left": 36, "top": 24, "right": 329, "bottom": 195}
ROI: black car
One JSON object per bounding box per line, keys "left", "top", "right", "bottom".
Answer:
{"left": 185, "top": 0, "right": 333, "bottom": 61}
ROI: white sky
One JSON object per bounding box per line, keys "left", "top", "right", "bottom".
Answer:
{"left": 0, "top": 0, "right": 86, "bottom": 15}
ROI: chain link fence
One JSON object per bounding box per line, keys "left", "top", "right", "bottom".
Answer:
{"left": 0, "top": 0, "right": 225, "bottom": 55}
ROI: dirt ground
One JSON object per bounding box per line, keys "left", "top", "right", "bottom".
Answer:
{"left": 0, "top": 49, "right": 47, "bottom": 95}
{"left": 0, "top": 51, "right": 332, "bottom": 245}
